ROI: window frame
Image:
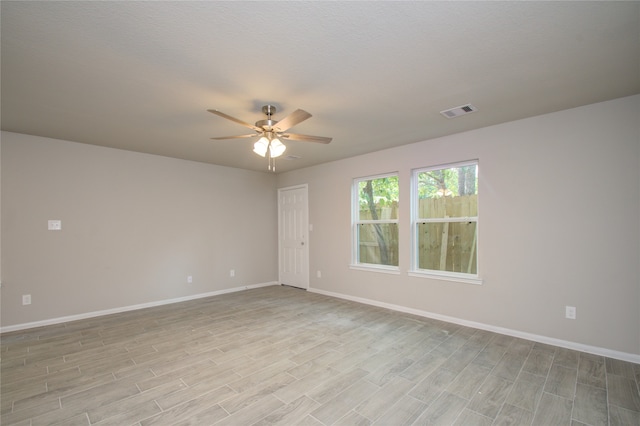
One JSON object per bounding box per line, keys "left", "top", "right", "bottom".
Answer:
{"left": 409, "top": 160, "right": 482, "bottom": 285}
{"left": 351, "top": 172, "right": 400, "bottom": 273}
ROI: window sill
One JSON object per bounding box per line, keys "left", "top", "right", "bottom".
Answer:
{"left": 350, "top": 264, "right": 401, "bottom": 275}
{"left": 408, "top": 270, "right": 483, "bottom": 285}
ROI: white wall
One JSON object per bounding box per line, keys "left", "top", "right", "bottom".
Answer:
{"left": 1, "top": 132, "right": 278, "bottom": 328}
{"left": 277, "top": 95, "right": 640, "bottom": 358}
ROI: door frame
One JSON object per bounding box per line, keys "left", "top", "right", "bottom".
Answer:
{"left": 277, "top": 184, "right": 309, "bottom": 290}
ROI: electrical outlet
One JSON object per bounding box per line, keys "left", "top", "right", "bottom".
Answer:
{"left": 22, "top": 294, "right": 31, "bottom": 305}
{"left": 317, "top": 270, "right": 322, "bottom": 278}
{"left": 187, "top": 275, "right": 193, "bottom": 284}
{"left": 565, "top": 306, "right": 576, "bottom": 319}
{"left": 230, "top": 269, "right": 235, "bottom": 277}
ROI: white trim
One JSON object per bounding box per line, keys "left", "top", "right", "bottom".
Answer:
{"left": 349, "top": 264, "right": 401, "bottom": 275}
{"left": 308, "top": 287, "right": 640, "bottom": 364}
{"left": 357, "top": 219, "right": 400, "bottom": 225}
{"left": 0, "top": 281, "right": 278, "bottom": 334}
{"left": 408, "top": 270, "right": 483, "bottom": 285}
{"left": 414, "top": 159, "right": 479, "bottom": 174}
{"left": 415, "top": 217, "right": 477, "bottom": 224}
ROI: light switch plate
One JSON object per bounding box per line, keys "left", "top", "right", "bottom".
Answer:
{"left": 48, "top": 220, "right": 62, "bottom": 230}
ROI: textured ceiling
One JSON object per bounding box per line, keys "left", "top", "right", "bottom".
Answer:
{"left": 2, "top": 1, "right": 639, "bottom": 173}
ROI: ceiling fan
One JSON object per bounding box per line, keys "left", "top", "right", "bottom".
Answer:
{"left": 208, "top": 105, "right": 332, "bottom": 171}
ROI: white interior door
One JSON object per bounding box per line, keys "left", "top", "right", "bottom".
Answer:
{"left": 278, "top": 185, "right": 309, "bottom": 289}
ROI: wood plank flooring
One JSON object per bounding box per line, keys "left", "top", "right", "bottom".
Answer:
{"left": 1, "top": 285, "right": 639, "bottom": 425}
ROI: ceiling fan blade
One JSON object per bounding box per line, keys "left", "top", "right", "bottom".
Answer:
{"left": 208, "top": 109, "right": 262, "bottom": 132}
{"left": 272, "top": 109, "right": 312, "bottom": 133}
{"left": 210, "top": 134, "right": 259, "bottom": 140}
{"left": 281, "top": 133, "right": 332, "bottom": 144}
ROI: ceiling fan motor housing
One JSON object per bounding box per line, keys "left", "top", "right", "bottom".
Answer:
{"left": 255, "top": 119, "right": 278, "bottom": 130}
{"left": 257, "top": 105, "right": 278, "bottom": 130}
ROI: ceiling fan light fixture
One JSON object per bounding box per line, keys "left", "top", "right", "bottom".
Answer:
{"left": 253, "top": 136, "right": 269, "bottom": 157}
{"left": 269, "top": 138, "right": 286, "bottom": 158}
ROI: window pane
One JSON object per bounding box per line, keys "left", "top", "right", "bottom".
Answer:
{"left": 358, "top": 223, "right": 399, "bottom": 266}
{"left": 358, "top": 176, "right": 398, "bottom": 220}
{"left": 417, "top": 222, "right": 477, "bottom": 274}
{"left": 417, "top": 165, "right": 477, "bottom": 219}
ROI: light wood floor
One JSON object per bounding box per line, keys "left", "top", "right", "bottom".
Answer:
{"left": 1, "top": 285, "right": 639, "bottom": 426}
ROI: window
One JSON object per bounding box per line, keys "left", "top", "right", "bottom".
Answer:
{"left": 411, "top": 161, "right": 480, "bottom": 283}
{"left": 352, "top": 174, "right": 399, "bottom": 270}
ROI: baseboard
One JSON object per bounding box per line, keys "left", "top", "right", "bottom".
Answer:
{"left": 308, "top": 287, "right": 640, "bottom": 364}
{"left": 0, "top": 281, "right": 278, "bottom": 334}
{"left": 5, "top": 282, "right": 638, "bottom": 364}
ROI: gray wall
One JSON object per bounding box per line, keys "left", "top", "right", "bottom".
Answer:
{"left": 2, "top": 95, "right": 639, "bottom": 358}
{"left": 1, "top": 132, "right": 278, "bottom": 327}
{"left": 277, "top": 95, "right": 640, "bottom": 357}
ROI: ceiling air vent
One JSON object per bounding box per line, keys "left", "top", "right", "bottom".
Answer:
{"left": 440, "top": 104, "right": 478, "bottom": 119}
{"left": 284, "top": 155, "right": 301, "bottom": 161}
